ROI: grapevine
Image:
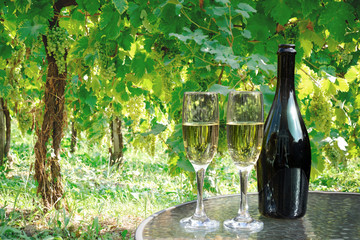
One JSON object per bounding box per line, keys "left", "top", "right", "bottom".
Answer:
{"left": 308, "top": 88, "right": 333, "bottom": 135}
{"left": 46, "top": 27, "right": 70, "bottom": 74}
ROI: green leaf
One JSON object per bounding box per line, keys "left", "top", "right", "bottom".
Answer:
{"left": 112, "top": 0, "right": 128, "bottom": 14}
{"left": 318, "top": 2, "right": 355, "bottom": 41}
{"left": 201, "top": 42, "right": 241, "bottom": 69}
{"left": 237, "top": 3, "right": 256, "bottom": 13}
{"left": 263, "top": 0, "right": 292, "bottom": 25}
{"left": 100, "top": 3, "right": 123, "bottom": 39}
{"left": 208, "top": 84, "right": 232, "bottom": 96}
{"left": 355, "top": 95, "right": 360, "bottom": 108}
{"left": 241, "top": 30, "right": 251, "bottom": 39}
{"left": 247, "top": 54, "right": 276, "bottom": 74}
{"left": 215, "top": 0, "right": 229, "bottom": 4}
{"left": 18, "top": 16, "right": 47, "bottom": 44}
{"left": 15, "top": 0, "right": 31, "bottom": 13}
{"left": 141, "top": 122, "right": 167, "bottom": 136}
{"left": 299, "top": 37, "right": 313, "bottom": 58}
{"left": 153, "top": 76, "right": 163, "bottom": 99}
{"left": 260, "top": 85, "right": 275, "bottom": 114}
{"left": 205, "top": 6, "right": 228, "bottom": 17}
{"left": 335, "top": 108, "right": 348, "bottom": 125}
{"left": 70, "top": 37, "right": 88, "bottom": 57}
{"left": 85, "top": 95, "right": 97, "bottom": 113}
{"left": 118, "top": 28, "right": 133, "bottom": 51}
{"left": 0, "top": 39, "right": 13, "bottom": 59}
{"left": 170, "top": 28, "right": 208, "bottom": 45}
{"left": 77, "top": 0, "right": 100, "bottom": 15}
{"left": 247, "top": 14, "right": 273, "bottom": 41}
{"left": 345, "top": 65, "right": 359, "bottom": 83}
{"left": 177, "top": 157, "right": 194, "bottom": 172}
{"left": 336, "top": 78, "right": 349, "bottom": 92}
{"left": 131, "top": 52, "right": 154, "bottom": 78}
{"left": 301, "top": 0, "right": 318, "bottom": 18}
{"left": 128, "top": 2, "right": 142, "bottom": 28}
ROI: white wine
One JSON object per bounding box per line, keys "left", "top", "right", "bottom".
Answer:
{"left": 227, "top": 122, "right": 263, "bottom": 168}
{"left": 183, "top": 123, "right": 219, "bottom": 169}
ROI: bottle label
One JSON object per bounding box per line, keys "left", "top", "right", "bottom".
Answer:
{"left": 259, "top": 167, "right": 309, "bottom": 218}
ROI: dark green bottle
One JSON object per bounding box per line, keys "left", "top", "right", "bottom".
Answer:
{"left": 257, "top": 44, "right": 311, "bottom": 219}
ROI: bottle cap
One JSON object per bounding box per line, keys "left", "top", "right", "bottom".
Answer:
{"left": 278, "top": 44, "right": 296, "bottom": 54}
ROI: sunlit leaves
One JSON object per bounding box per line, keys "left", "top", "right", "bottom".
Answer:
{"left": 345, "top": 65, "right": 360, "bottom": 83}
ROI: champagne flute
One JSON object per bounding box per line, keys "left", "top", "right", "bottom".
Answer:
{"left": 181, "top": 92, "right": 220, "bottom": 230}
{"left": 224, "top": 91, "right": 264, "bottom": 232}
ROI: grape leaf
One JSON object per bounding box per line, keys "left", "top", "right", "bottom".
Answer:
{"left": 118, "top": 28, "right": 133, "bottom": 51}
{"left": 336, "top": 78, "right": 349, "bottom": 92}
{"left": 131, "top": 52, "right": 154, "bottom": 78}
{"left": 301, "top": 0, "right": 318, "bottom": 18}
{"left": 247, "top": 14, "right": 273, "bottom": 41}
{"left": 141, "top": 122, "right": 167, "bottom": 136}
{"left": 77, "top": 0, "right": 100, "bottom": 15}
{"left": 208, "top": 84, "right": 233, "bottom": 96}
{"left": 170, "top": 28, "right": 208, "bottom": 45}
{"left": 112, "top": 0, "right": 127, "bottom": 14}
{"left": 345, "top": 65, "right": 359, "bottom": 83}
{"left": 215, "top": 0, "right": 229, "bottom": 4}
{"left": 70, "top": 36, "right": 88, "bottom": 57}
{"left": 318, "top": 2, "right": 355, "bottom": 41}
{"left": 100, "top": 3, "right": 123, "bottom": 39}
{"left": 247, "top": 54, "right": 275, "bottom": 74}
{"left": 335, "top": 108, "right": 348, "bottom": 125}
{"left": 237, "top": 3, "right": 256, "bottom": 13}
{"left": 18, "top": 17, "right": 47, "bottom": 44}
{"left": 128, "top": 2, "right": 142, "bottom": 28}
{"left": 262, "top": 0, "right": 292, "bottom": 25}
{"left": 0, "top": 38, "right": 13, "bottom": 59}
{"left": 260, "top": 85, "right": 275, "bottom": 114}
{"left": 15, "top": 0, "right": 31, "bottom": 13}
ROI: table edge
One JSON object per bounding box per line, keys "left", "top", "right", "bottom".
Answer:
{"left": 134, "top": 191, "right": 359, "bottom": 240}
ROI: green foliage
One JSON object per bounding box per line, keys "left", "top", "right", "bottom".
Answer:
{"left": 0, "top": 0, "right": 358, "bottom": 218}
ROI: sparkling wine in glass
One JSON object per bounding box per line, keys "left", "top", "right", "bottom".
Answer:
{"left": 224, "top": 91, "right": 264, "bottom": 232}
{"left": 180, "top": 92, "right": 220, "bottom": 230}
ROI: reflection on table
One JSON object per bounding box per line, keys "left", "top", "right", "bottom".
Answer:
{"left": 135, "top": 192, "right": 360, "bottom": 240}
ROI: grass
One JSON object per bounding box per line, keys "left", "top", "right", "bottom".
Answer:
{"left": 0, "top": 123, "right": 359, "bottom": 239}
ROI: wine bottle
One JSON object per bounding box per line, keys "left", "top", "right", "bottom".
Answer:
{"left": 257, "top": 44, "right": 311, "bottom": 219}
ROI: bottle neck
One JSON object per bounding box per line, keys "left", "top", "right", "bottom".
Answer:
{"left": 276, "top": 52, "right": 296, "bottom": 97}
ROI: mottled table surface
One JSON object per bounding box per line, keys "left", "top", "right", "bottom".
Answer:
{"left": 135, "top": 192, "right": 360, "bottom": 240}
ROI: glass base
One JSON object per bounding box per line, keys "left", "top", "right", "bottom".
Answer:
{"left": 180, "top": 215, "right": 219, "bottom": 230}
{"left": 224, "top": 217, "right": 263, "bottom": 233}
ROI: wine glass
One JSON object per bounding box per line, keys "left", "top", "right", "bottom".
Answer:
{"left": 224, "top": 91, "right": 264, "bottom": 232}
{"left": 180, "top": 92, "right": 220, "bottom": 230}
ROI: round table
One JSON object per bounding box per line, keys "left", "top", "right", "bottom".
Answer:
{"left": 135, "top": 192, "right": 360, "bottom": 239}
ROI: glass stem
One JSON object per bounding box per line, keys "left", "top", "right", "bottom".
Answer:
{"left": 194, "top": 168, "right": 207, "bottom": 220}
{"left": 237, "top": 169, "right": 251, "bottom": 220}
